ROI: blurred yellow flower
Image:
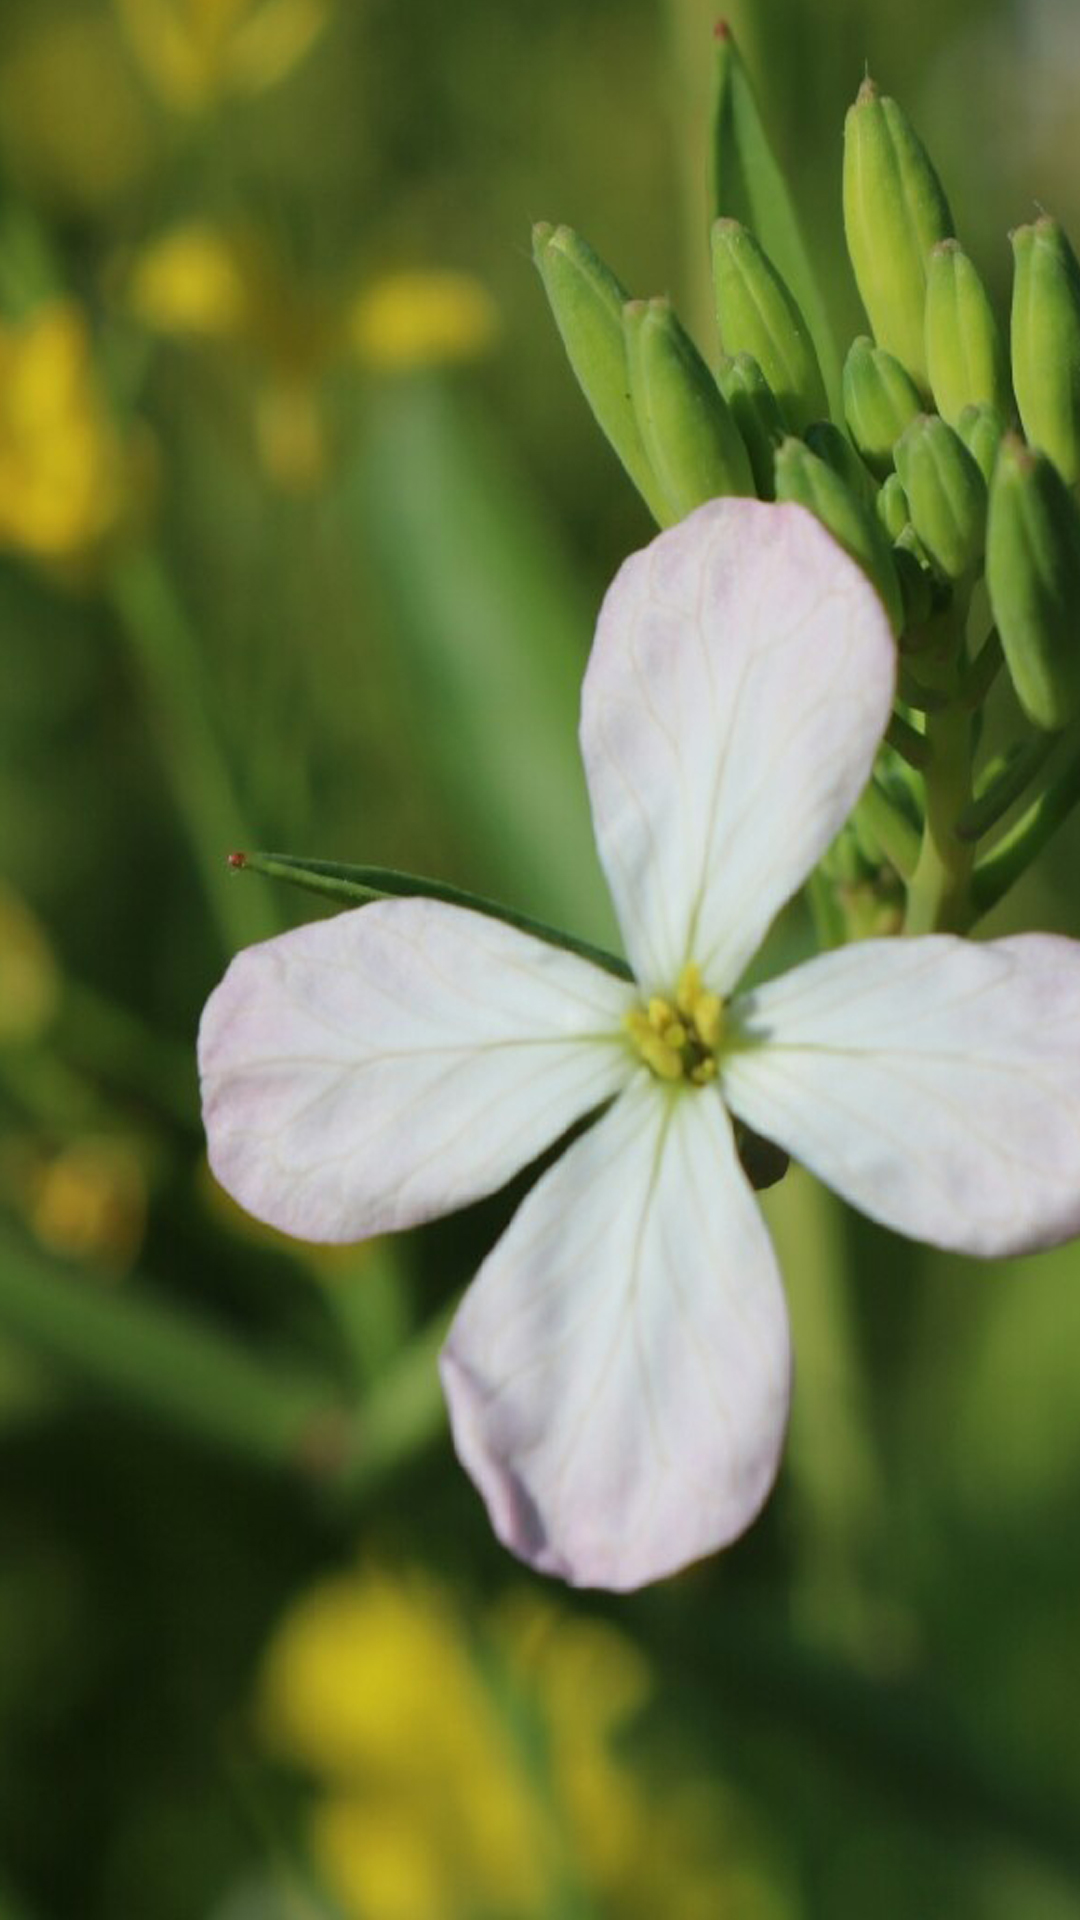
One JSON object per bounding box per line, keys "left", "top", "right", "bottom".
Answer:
{"left": 128, "top": 222, "right": 499, "bottom": 489}
{"left": 0, "top": 303, "right": 133, "bottom": 565}
{"left": 3, "top": 1134, "right": 147, "bottom": 1275}
{"left": 0, "top": 14, "right": 154, "bottom": 211}
{"left": 114, "top": 0, "right": 330, "bottom": 113}
{"left": 126, "top": 222, "right": 255, "bottom": 340}
{"left": 258, "top": 1567, "right": 785, "bottom": 1920}
{"left": 348, "top": 271, "right": 500, "bottom": 372}
{"left": 0, "top": 883, "right": 60, "bottom": 1045}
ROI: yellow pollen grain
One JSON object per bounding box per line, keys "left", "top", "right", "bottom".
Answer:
{"left": 647, "top": 996, "right": 675, "bottom": 1032}
{"left": 690, "top": 1058, "right": 718, "bottom": 1086}
{"left": 661, "top": 1020, "right": 687, "bottom": 1050}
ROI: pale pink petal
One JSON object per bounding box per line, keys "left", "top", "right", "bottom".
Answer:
{"left": 580, "top": 498, "right": 896, "bottom": 994}
{"left": 723, "top": 933, "right": 1080, "bottom": 1256}
{"left": 198, "top": 899, "right": 635, "bottom": 1242}
{"left": 440, "top": 1078, "right": 791, "bottom": 1590}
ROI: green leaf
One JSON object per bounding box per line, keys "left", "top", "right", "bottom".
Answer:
{"left": 232, "top": 850, "right": 633, "bottom": 981}
{"left": 710, "top": 23, "right": 842, "bottom": 419}
{"left": 354, "top": 378, "right": 618, "bottom": 949}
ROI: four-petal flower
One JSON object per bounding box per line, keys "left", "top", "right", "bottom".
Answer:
{"left": 199, "top": 498, "right": 1080, "bottom": 1590}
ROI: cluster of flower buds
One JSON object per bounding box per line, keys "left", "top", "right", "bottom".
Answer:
{"left": 533, "top": 26, "right": 1080, "bottom": 938}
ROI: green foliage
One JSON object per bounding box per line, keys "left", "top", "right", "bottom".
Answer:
{"left": 4, "top": 4, "right": 1080, "bottom": 1917}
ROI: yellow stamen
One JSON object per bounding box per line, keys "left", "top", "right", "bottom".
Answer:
{"left": 625, "top": 967, "right": 726, "bottom": 1088}
{"left": 692, "top": 991, "right": 723, "bottom": 1049}
{"left": 637, "top": 1032, "right": 684, "bottom": 1080}
{"left": 674, "top": 963, "right": 702, "bottom": 1016}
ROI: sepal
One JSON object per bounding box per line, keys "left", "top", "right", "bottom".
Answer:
{"left": 1010, "top": 215, "right": 1080, "bottom": 486}
{"left": 893, "top": 413, "right": 987, "bottom": 582}
{"left": 843, "top": 78, "right": 954, "bottom": 390}
{"left": 925, "top": 238, "right": 1011, "bottom": 426}
{"left": 986, "top": 433, "right": 1080, "bottom": 731}
{"left": 774, "top": 436, "right": 903, "bottom": 634}
{"left": 716, "top": 352, "right": 785, "bottom": 497}
{"left": 711, "top": 218, "right": 829, "bottom": 434}
{"left": 843, "top": 335, "right": 923, "bottom": 474}
{"left": 532, "top": 222, "right": 668, "bottom": 522}
{"left": 624, "top": 298, "right": 754, "bottom": 520}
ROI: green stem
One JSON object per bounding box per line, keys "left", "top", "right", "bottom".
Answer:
{"left": 886, "top": 711, "right": 931, "bottom": 770}
{"left": 903, "top": 641, "right": 975, "bottom": 934}
{"left": 971, "top": 741, "right": 1080, "bottom": 920}
{"left": 0, "top": 1223, "right": 333, "bottom": 1471}
{"left": 957, "top": 627, "right": 1004, "bottom": 710}
{"left": 0, "top": 1222, "right": 448, "bottom": 1495}
{"left": 955, "top": 733, "right": 1058, "bottom": 844}
{"left": 897, "top": 671, "right": 950, "bottom": 714}
{"left": 805, "top": 866, "right": 847, "bottom": 951}
{"left": 107, "top": 549, "right": 279, "bottom": 955}
{"left": 331, "top": 1301, "right": 452, "bottom": 1505}
{"left": 238, "top": 850, "right": 635, "bottom": 982}
{"left": 858, "top": 779, "right": 920, "bottom": 881}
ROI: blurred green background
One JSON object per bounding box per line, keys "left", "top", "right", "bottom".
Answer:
{"left": 2, "top": 1, "right": 1080, "bottom": 1915}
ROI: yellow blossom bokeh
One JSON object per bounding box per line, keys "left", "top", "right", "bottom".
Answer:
{"left": 17, "top": 1135, "right": 148, "bottom": 1274}
{"left": 0, "top": 883, "right": 60, "bottom": 1045}
{"left": 128, "top": 221, "right": 499, "bottom": 488}
{"left": 258, "top": 1567, "right": 785, "bottom": 1920}
{"left": 113, "top": 0, "right": 331, "bottom": 114}
{"left": 0, "top": 302, "right": 136, "bottom": 566}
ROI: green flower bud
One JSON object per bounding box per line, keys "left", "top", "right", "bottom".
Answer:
{"left": 624, "top": 298, "right": 753, "bottom": 522}
{"left": 774, "top": 435, "right": 903, "bottom": 634}
{"left": 1010, "top": 215, "right": 1080, "bottom": 485}
{"left": 805, "top": 419, "right": 877, "bottom": 508}
{"left": 955, "top": 402, "right": 1006, "bottom": 485}
{"left": 842, "top": 336, "right": 923, "bottom": 475}
{"left": 843, "top": 78, "right": 953, "bottom": 390}
{"left": 893, "top": 414, "right": 987, "bottom": 581}
{"left": 532, "top": 222, "right": 668, "bottom": 523}
{"left": 876, "top": 471, "right": 909, "bottom": 541}
{"left": 715, "top": 352, "right": 785, "bottom": 497}
{"left": 986, "top": 433, "right": 1080, "bottom": 730}
{"left": 925, "top": 239, "right": 1011, "bottom": 426}
{"left": 709, "top": 22, "right": 842, "bottom": 416}
{"left": 710, "top": 218, "right": 828, "bottom": 434}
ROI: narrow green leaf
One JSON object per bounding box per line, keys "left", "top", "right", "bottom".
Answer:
{"left": 233, "top": 850, "right": 634, "bottom": 982}
{"left": 354, "top": 380, "right": 618, "bottom": 948}
{"left": 710, "top": 22, "right": 842, "bottom": 418}
{"left": 0, "top": 1222, "right": 334, "bottom": 1472}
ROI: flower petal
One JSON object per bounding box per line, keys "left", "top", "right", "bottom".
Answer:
{"left": 723, "top": 933, "right": 1080, "bottom": 1256}
{"left": 198, "top": 899, "right": 635, "bottom": 1241}
{"left": 580, "top": 498, "right": 896, "bottom": 993}
{"left": 440, "top": 1078, "right": 791, "bottom": 1590}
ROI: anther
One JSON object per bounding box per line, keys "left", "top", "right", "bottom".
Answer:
{"left": 692, "top": 991, "right": 723, "bottom": 1049}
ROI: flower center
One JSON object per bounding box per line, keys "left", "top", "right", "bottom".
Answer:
{"left": 624, "top": 963, "right": 724, "bottom": 1086}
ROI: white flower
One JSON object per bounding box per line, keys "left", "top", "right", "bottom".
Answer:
{"left": 199, "top": 499, "right": 1080, "bottom": 1591}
